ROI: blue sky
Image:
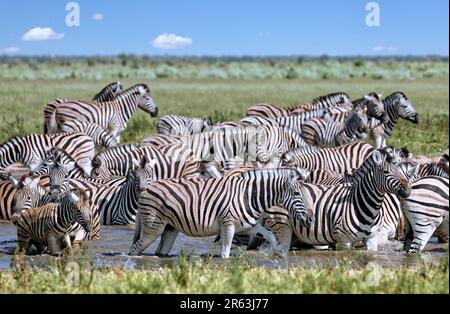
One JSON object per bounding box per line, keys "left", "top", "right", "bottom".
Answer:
{"left": 0, "top": 0, "right": 448, "bottom": 56}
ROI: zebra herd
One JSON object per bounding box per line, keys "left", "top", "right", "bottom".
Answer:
{"left": 0, "top": 81, "right": 448, "bottom": 258}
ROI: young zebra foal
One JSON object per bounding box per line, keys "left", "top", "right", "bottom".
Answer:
{"left": 130, "top": 169, "right": 313, "bottom": 258}
{"left": 16, "top": 188, "right": 92, "bottom": 255}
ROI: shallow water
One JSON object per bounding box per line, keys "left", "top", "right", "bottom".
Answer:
{"left": 0, "top": 221, "right": 447, "bottom": 270}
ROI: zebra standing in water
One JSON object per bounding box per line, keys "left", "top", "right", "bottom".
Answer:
{"left": 16, "top": 188, "right": 92, "bottom": 255}
{"left": 403, "top": 175, "right": 448, "bottom": 253}
{"left": 245, "top": 92, "right": 352, "bottom": 118}
{"left": 0, "top": 132, "right": 95, "bottom": 176}
{"left": 282, "top": 141, "right": 374, "bottom": 174}
{"left": 48, "top": 84, "right": 158, "bottom": 143}
{"left": 300, "top": 108, "right": 370, "bottom": 148}
{"left": 369, "top": 92, "right": 419, "bottom": 148}
{"left": 43, "top": 81, "right": 122, "bottom": 133}
{"left": 130, "top": 169, "right": 313, "bottom": 258}
{"left": 156, "top": 114, "right": 213, "bottom": 136}
{"left": 289, "top": 147, "right": 411, "bottom": 251}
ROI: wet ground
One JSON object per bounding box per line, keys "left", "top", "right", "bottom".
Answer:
{"left": 0, "top": 220, "right": 448, "bottom": 270}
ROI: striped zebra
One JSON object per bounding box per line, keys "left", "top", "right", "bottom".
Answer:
{"left": 175, "top": 125, "right": 307, "bottom": 178}
{"left": 245, "top": 92, "right": 352, "bottom": 118}
{"left": 43, "top": 81, "right": 122, "bottom": 133}
{"left": 403, "top": 176, "right": 449, "bottom": 253}
{"left": 48, "top": 84, "right": 158, "bottom": 142}
{"left": 156, "top": 114, "right": 213, "bottom": 136}
{"left": 300, "top": 108, "right": 369, "bottom": 148}
{"left": 0, "top": 132, "right": 95, "bottom": 176}
{"left": 240, "top": 108, "right": 328, "bottom": 134}
{"left": 289, "top": 147, "right": 411, "bottom": 250}
{"left": 282, "top": 141, "right": 374, "bottom": 174}
{"left": 91, "top": 143, "right": 199, "bottom": 181}
{"left": 304, "top": 169, "right": 352, "bottom": 185}
{"left": 130, "top": 168, "right": 313, "bottom": 258}
{"left": 8, "top": 174, "right": 53, "bottom": 224}
{"left": 369, "top": 92, "right": 419, "bottom": 148}
{"left": 16, "top": 188, "right": 92, "bottom": 255}
{"left": 140, "top": 134, "right": 182, "bottom": 147}
{"left": 60, "top": 120, "right": 118, "bottom": 150}
{"left": 50, "top": 153, "right": 157, "bottom": 225}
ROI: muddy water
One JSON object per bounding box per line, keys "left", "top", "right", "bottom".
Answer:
{"left": 0, "top": 221, "right": 447, "bottom": 270}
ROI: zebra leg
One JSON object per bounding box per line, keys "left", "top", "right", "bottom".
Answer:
{"left": 364, "top": 236, "right": 379, "bottom": 251}
{"left": 129, "top": 212, "right": 166, "bottom": 256}
{"left": 374, "top": 134, "right": 384, "bottom": 149}
{"left": 219, "top": 222, "right": 236, "bottom": 258}
{"left": 155, "top": 225, "right": 179, "bottom": 256}
{"left": 62, "top": 234, "right": 75, "bottom": 255}
{"left": 251, "top": 223, "right": 277, "bottom": 250}
{"left": 205, "top": 162, "right": 222, "bottom": 178}
{"left": 408, "top": 220, "right": 443, "bottom": 253}
{"left": 47, "top": 233, "right": 62, "bottom": 256}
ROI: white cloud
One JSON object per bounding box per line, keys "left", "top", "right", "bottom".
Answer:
{"left": 92, "top": 13, "right": 104, "bottom": 21}
{"left": 3, "top": 47, "right": 20, "bottom": 54}
{"left": 22, "top": 27, "right": 64, "bottom": 41}
{"left": 258, "top": 31, "right": 272, "bottom": 37}
{"left": 372, "top": 45, "right": 398, "bottom": 52}
{"left": 152, "top": 33, "right": 192, "bottom": 49}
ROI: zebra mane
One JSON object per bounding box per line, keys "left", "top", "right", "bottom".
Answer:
{"left": 115, "top": 84, "right": 149, "bottom": 100}
{"left": 351, "top": 147, "right": 399, "bottom": 184}
{"left": 383, "top": 92, "right": 407, "bottom": 106}
{"left": 312, "top": 92, "right": 349, "bottom": 105}
{"left": 93, "top": 82, "right": 121, "bottom": 99}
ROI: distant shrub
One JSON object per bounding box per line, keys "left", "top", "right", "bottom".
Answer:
{"left": 285, "top": 67, "right": 298, "bottom": 79}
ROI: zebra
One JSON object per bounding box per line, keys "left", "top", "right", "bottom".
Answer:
{"left": 60, "top": 120, "right": 118, "bottom": 150}
{"left": 130, "top": 168, "right": 313, "bottom": 258}
{"left": 369, "top": 92, "right": 419, "bottom": 148}
{"left": 175, "top": 125, "right": 307, "bottom": 178}
{"left": 303, "top": 169, "right": 352, "bottom": 185}
{"left": 245, "top": 92, "right": 352, "bottom": 118}
{"left": 300, "top": 108, "right": 369, "bottom": 148}
{"left": 282, "top": 141, "right": 374, "bottom": 174}
{"left": 288, "top": 147, "right": 411, "bottom": 251}
{"left": 140, "top": 134, "right": 182, "bottom": 147}
{"left": 50, "top": 153, "right": 157, "bottom": 225}
{"left": 16, "top": 188, "right": 92, "bottom": 255}
{"left": 90, "top": 143, "right": 199, "bottom": 181}
{"left": 240, "top": 108, "right": 328, "bottom": 134}
{"left": 403, "top": 176, "right": 449, "bottom": 253}
{"left": 43, "top": 81, "right": 122, "bottom": 133}
{"left": 156, "top": 114, "right": 213, "bottom": 136}
{"left": 8, "top": 174, "right": 53, "bottom": 224}
{"left": 0, "top": 132, "right": 95, "bottom": 177}
{"left": 48, "top": 84, "right": 158, "bottom": 143}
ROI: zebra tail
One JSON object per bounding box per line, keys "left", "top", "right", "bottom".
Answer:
{"left": 48, "top": 109, "right": 58, "bottom": 134}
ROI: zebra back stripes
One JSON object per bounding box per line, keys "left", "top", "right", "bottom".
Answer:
{"left": 0, "top": 132, "right": 94, "bottom": 176}
{"left": 156, "top": 114, "right": 213, "bottom": 136}
{"left": 282, "top": 141, "right": 374, "bottom": 174}
{"left": 130, "top": 168, "right": 312, "bottom": 257}
{"left": 60, "top": 120, "right": 118, "bottom": 149}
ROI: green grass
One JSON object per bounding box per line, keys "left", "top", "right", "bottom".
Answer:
{"left": 0, "top": 77, "right": 448, "bottom": 156}
{"left": 1, "top": 254, "right": 448, "bottom": 293}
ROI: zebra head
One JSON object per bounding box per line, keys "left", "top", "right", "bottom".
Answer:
{"left": 9, "top": 174, "right": 42, "bottom": 223}
{"left": 69, "top": 188, "right": 92, "bottom": 232}
{"left": 282, "top": 169, "right": 314, "bottom": 228}
{"left": 48, "top": 159, "right": 73, "bottom": 202}
{"left": 130, "top": 155, "right": 157, "bottom": 193}
{"left": 113, "top": 81, "right": 122, "bottom": 95}
{"left": 362, "top": 92, "right": 386, "bottom": 122}
{"left": 346, "top": 108, "right": 370, "bottom": 140}
{"left": 136, "top": 84, "right": 159, "bottom": 117}
{"left": 386, "top": 92, "right": 419, "bottom": 124}
{"left": 371, "top": 147, "right": 413, "bottom": 198}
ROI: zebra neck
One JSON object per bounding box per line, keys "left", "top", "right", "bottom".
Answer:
{"left": 382, "top": 102, "right": 400, "bottom": 137}
{"left": 247, "top": 177, "right": 284, "bottom": 214}
{"left": 114, "top": 91, "right": 141, "bottom": 121}
{"left": 57, "top": 200, "right": 76, "bottom": 228}
{"left": 336, "top": 123, "right": 351, "bottom": 145}
{"left": 0, "top": 138, "right": 22, "bottom": 167}
{"left": 350, "top": 166, "right": 385, "bottom": 222}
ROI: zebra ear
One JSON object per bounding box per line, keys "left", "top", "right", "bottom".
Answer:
{"left": 66, "top": 161, "right": 76, "bottom": 172}
{"left": 147, "top": 158, "right": 157, "bottom": 169}
{"left": 9, "top": 176, "right": 21, "bottom": 189}
{"left": 137, "top": 86, "right": 146, "bottom": 95}
{"left": 131, "top": 158, "right": 141, "bottom": 168}
{"left": 364, "top": 95, "right": 371, "bottom": 101}
{"left": 408, "top": 164, "right": 420, "bottom": 178}
{"left": 69, "top": 190, "right": 80, "bottom": 203}
{"left": 288, "top": 169, "right": 301, "bottom": 183}
{"left": 372, "top": 150, "right": 383, "bottom": 165}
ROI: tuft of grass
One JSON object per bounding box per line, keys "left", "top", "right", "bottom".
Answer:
{"left": 0, "top": 253, "right": 448, "bottom": 294}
